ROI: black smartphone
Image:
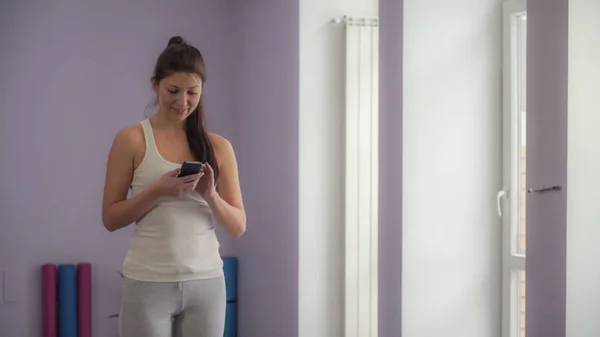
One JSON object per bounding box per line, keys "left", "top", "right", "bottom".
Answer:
{"left": 178, "top": 161, "right": 203, "bottom": 177}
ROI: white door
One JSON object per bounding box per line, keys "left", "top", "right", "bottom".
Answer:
{"left": 500, "top": 1, "right": 527, "bottom": 337}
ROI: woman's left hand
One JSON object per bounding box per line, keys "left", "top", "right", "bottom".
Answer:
{"left": 195, "top": 163, "right": 217, "bottom": 200}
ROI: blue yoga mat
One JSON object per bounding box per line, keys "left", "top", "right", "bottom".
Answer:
{"left": 57, "top": 264, "right": 77, "bottom": 337}
{"left": 224, "top": 302, "right": 236, "bottom": 337}
{"left": 222, "top": 257, "right": 238, "bottom": 302}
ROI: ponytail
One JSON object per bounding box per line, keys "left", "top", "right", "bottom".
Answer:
{"left": 185, "top": 101, "right": 219, "bottom": 181}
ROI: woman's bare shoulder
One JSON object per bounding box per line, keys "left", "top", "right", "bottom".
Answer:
{"left": 208, "top": 132, "right": 233, "bottom": 152}
{"left": 110, "top": 123, "right": 145, "bottom": 160}
{"left": 208, "top": 132, "right": 236, "bottom": 167}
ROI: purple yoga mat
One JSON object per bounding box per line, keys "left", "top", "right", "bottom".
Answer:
{"left": 77, "top": 263, "right": 92, "bottom": 337}
{"left": 42, "top": 264, "right": 57, "bottom": 337}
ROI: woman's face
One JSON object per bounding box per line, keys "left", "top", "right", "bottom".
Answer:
{"left": 154, "top": 72, "right": 203, "bottom": 121}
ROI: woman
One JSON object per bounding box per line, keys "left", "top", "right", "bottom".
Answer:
{"left": 102, "top": 36, "right": 246, "bottom": 337}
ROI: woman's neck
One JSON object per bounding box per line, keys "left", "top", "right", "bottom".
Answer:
{"left": 149, "top": 111, "right": 186, "bottom": 131}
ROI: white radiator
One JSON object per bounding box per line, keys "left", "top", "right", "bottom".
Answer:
{"left": 336, "top": 15, "right": 380, "bottom": 337}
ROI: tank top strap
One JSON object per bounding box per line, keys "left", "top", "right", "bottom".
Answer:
{"left": 140, "top": 118, "right": 160, "bottom": 160}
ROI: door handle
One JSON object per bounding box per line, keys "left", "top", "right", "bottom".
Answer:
{"left": 527, "top": 185, "right": 562, "bottom": 193}
{"left": 496, "top": 189, "right": 507, "bottom": 216}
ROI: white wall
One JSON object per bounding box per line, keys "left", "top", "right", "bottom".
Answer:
{"left": 298, "top": 0, "right": 377, "bottom": 336}
{"left": 402, "top": 0, "right": 503, "bottom": 336}
{"left": 566, "top": 0, "right": 600, "bottom": 336}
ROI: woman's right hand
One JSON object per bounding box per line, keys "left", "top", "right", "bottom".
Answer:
{"left": 150, "top": 169, "right": 202, "bottom": 197}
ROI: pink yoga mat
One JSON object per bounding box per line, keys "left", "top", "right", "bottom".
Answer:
{"left": 42, "top": 264, "right": 57, "bottom": 337}
{"left": 77, "top": 263, "right": 92, "bottom": 337}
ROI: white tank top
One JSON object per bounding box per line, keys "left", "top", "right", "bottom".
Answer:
{"left": 121, "top": 118, "right": 223, "bottom": 282}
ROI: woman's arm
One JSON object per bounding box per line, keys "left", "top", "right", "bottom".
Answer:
{"left": 206, "top": 135, "right": 246, "bottom": 238}
{"left": 102, "top": 127, "right": 162, "bottom": 232}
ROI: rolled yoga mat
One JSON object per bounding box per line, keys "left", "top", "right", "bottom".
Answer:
{"left": 57, "top": 264, "right": 77, "bottom": 337}
{"left": 222, "top": 257, "right": 238, "bottom": 302}
{"left": 77, "top": 263, "right": 92, "bottom": 337}
{"left": 224, "top": 302, "right": 236, "bottom": 337}
{"left": 41, "top": 264, "right": 57, "bottom": 337}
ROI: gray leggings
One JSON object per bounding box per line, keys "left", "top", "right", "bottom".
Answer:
{"left": 119, "top": 276, "right": 226, "bottom": 337}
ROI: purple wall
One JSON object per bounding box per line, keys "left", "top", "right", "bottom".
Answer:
{"left": 378, "top": 0, "right": 404, "bottom": 335}
{"left": 232, "top": 0, "right": 405, "bottom": 335}
{"left": 526, "top": 0, "right": 568, "bottom": 336}
{"left": 233, "top": 1, "right": 300, "bottom": 336}
{"left": 0, "top": 1, "right": 238, "bottom": 336}
{"left": 0, "top": 0, "right": 404, "bottom": 336}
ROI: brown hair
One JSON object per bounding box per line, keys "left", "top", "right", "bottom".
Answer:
{"left": 151, "top": 36, "right": 219, "bottom": 180}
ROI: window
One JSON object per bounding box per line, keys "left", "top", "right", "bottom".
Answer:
{"left": 501, "top": 0, "right": 527, "bottom": 337}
